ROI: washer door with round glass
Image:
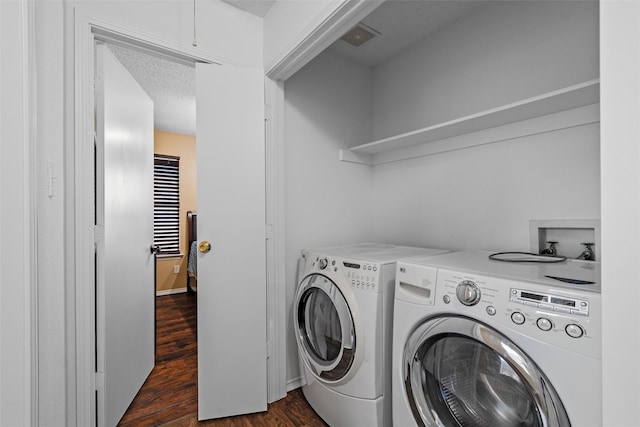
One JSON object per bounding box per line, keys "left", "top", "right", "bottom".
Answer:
{"left": 403, "top": 315, "right": 570, "bottom": 427}
{"left": 295, "top": 274, "right": 359, "bottom": 384}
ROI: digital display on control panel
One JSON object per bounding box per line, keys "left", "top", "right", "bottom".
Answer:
{"left": 550, "top": 297, "right": 576, "bottom": 307}
{"left": 520, "top": 292, "right": 548, "bottom": 302}
{"left": 343, "top": 262, "right": 361, "bottom": 269}
{"left": 511, "top": 288, "right": 588, "bottom": 316}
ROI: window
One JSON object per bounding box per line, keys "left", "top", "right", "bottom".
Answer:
{"left": 154, "top": 155, "right": 180, "bottom": 255}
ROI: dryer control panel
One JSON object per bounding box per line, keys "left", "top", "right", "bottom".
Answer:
{"left": 344, "top": 261, "right": 381, "bottom": 291}
{"left": 309, "top": 255, "right": 382, "bottom": 293}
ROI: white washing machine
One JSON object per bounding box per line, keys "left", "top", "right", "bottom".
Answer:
{"left": 294, "top": 243, "right": 449, "bottom": 427}
{"left": 392, "top": 251, "right": 601, "bottom": 427}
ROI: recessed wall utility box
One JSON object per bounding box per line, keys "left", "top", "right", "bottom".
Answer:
{"left": 530, "top": 219, "right": 600, "bottom": 261}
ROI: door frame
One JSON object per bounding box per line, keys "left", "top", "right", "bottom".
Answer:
{"left": 262, "top": 0, "right": 381, "bottom": 394}
{"left": 70, "top": 10, "right": 285, "bottom": 425}
{"left": 1, "top": 0, "right": 38, "bottom": 424}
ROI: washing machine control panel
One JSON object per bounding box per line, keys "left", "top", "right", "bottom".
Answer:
{"left": 436, "top": 269, "right": 601, "bottom": 358}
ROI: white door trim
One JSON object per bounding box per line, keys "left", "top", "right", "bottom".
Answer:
{"left": 600, "top": 1, "right": 640, "bottom": 424}
{"left": 71, "top": 9, "right": 284, "bottom": 425}
{"left": 0, "top": 0, "right": 37, "bottom": 425}
{"left": 264, "top": 77, "right": 287, "bottom": 402}
{"left": 265, "top": 0, "right": 383, "bottom": 81}
{"left": 71, "top": 11, "right": 98, "bottom": 426}
{"left": 261, "top": 0, "right": 377, "bottom": 399}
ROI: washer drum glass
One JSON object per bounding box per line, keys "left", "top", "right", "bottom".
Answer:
{"left": 403, "top": 315, "right": 570, "bottom": 427}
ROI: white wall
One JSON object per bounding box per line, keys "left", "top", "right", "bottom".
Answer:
{"left": 372, "top": 0, "right": 599, "bottom": 140}
{"left": 600, "top": 1, "right": 640, "bottom": 425}
{"left": 368, "top": 0, "right": 600, "bottom": 251}
{"left": 34, "top": 1, "right": 262, "bottom": 425}
{"left": 284, "top": 49, "right": 374, "bottom": 385}
{"left": 371, "top": 124, "right": 600, "bottom": 252}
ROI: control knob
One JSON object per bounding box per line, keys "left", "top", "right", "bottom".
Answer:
{"left": 456, "top": 280, "right": 481, "bottom": 306}
{"left": 318, "top": 258, "right": 328, "bottom": 270}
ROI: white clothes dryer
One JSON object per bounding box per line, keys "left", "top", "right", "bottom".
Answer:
{"left": 392, "top": 251, "right": 601, "bottom": 427}
{"left": 294, "top": 243, "right": 449, "bottom": 427}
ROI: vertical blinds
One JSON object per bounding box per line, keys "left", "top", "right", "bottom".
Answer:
{"left": 154, "top": 155, "right": 180, "bottom": 255}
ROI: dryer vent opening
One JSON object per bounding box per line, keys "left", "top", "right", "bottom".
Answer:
{"left": 340, "top": 23, "right": 380, "bottom": 47}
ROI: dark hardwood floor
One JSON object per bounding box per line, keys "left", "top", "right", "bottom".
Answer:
{"left": 118, "top": 292, "right": 327, "bottom": 427}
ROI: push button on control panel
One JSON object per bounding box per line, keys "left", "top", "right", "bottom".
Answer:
{"left": 565, "top": 324, "right": 585, "bottom": 338}
{"left": 346, "top": 263, "right": 379, "bottom": 291}
{"left": 511, "top": 312, "right": 526, "bottom": 325}
{"left": 536, "top": 317, "right": 553, "bottom": 331}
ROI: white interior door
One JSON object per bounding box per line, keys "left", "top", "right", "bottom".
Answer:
{"left": 196, "top": 63, "right": 267, "bottom": 420}
{"left": 95, "top": 43, "right": 155, "bottom": 427}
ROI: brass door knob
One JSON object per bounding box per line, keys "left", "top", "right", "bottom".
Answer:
{"left": 198, "top": 241, "right": 212, "bottom": 253}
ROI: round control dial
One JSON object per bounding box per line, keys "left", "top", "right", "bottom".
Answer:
{"left": 565, "top": 324, "right": 585, "bottom": 339}
{"left": 456, "top": 280, "right": 481, "bottom": 306}
{"left": 318, "top": 258, "right": 328, "bottom": 270}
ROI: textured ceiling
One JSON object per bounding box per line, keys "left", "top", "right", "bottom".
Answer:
{"left": 329, "top": 1, "right": 485, "bottom": 67}
{"left": 108, "top": 43, "right": 196, "bottom": 136}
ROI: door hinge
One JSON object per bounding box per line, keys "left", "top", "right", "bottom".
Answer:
{"left": 264, "top": 104, "right": 272, "bottom": 122}
{"left": 94, "top": 371, "right": 105, "bottom": 392}
{"left": 265, "top": 223, "right": 274, "bottom": 240}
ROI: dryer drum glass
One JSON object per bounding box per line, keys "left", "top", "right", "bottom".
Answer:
{"left": 414, "top": 336, "right": 541, "bottom": 427}
{"left": 295, "top": 274, "right": 357, "bottom": 382}
{"left": 300, "top": 288, "right": 342, "bottom": 363}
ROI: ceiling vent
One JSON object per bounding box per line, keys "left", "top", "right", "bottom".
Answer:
{"left": 340, "top": 23, "right": 380, "bottom": 47}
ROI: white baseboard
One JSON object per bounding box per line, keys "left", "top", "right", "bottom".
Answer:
{"left": 156, "top": 287, "right": 188, "bottom": 297}
{"left": 286, "top": 376, "right": 304, "bottom": 392}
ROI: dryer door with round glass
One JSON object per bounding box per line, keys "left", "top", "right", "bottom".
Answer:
{"left": 402, "top": 315, "right": 570, "bottom": 427}
{"left": 295, "top": 274, "right": 357, "bottom": 383}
